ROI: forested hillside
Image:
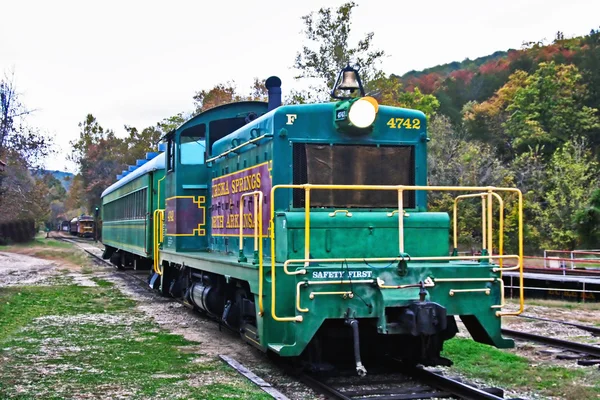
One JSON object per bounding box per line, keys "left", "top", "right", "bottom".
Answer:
{"left": 398, "top": 29, "right": 600, "bottom": 252}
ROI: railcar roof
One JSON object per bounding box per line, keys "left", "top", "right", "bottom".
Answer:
{"left": 101, "top": 152, "right": 165, "bottom": 198}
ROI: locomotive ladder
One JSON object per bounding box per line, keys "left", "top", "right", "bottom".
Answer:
{"left": 262, "top": 184, "right": 525, "bottom": 323}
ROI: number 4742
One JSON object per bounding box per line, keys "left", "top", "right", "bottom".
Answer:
{"left": 387, "top": 118, "right": 421, "bottom": 129}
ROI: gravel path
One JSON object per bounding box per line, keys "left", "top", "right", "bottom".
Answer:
{"left": 0, "top": 251, "right": 58, "bottom": 286}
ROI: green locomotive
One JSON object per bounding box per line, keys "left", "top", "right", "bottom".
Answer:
{"left": 101, "top": 68, "right": 524, "bottom": 374}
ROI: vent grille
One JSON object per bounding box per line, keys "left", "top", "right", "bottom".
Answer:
{"left": 292, "top": 143, "right": 415, "bottom": 208}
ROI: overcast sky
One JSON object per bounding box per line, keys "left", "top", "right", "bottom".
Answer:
{"left": 2, "top": 0, "right": 599, "bottom": 173}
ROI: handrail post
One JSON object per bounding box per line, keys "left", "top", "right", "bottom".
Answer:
{"left": 239, "top": 192, "right": 263, "bottom": 263}
{"left": 238, "top": 196, "right": 247, "bottom": 262}
{"left": 398, "top": 188, "right": 404, "bottom": 254}
{"left": 487, "top": 191, "right": 493, "bottom": 257}
{"left": 153, "top": 209, "right": 164, "bottom": 275}
{"left": 257, "top": 191, "right": 264, "bottom": 316}
{"left": 160, "top": 210, "right": 164, "bottom": 244}
{"left": 304, "top": 186, "right": 311, "bottom": 267}
{"left": 481, "top": 195, "right": 487, "bottom": 253}
{"left": 491, "top": 192, "right": 504, "bottom": 272}
{"left": 253, "top": 193, "right": 259, "bottom": 264}
{"left": 453, "top": 197, "right": 458, "bottom": 253}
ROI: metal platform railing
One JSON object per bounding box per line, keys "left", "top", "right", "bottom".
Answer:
{"left": 264, "top": 184, "right": 524, "bottom": 323}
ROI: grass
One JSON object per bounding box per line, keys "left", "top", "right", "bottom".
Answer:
{"left": 0, "top": 283, "right": 271, "bottom": 399}
{"left": 442, "top": 338, "right": 600, "bottom": 399}
{"left": 0, "top": 236, "right": 73, "bottom": 250}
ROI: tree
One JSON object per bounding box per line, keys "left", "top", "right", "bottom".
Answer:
{"left": 504, "top": 62, "right": 600, "bottom": 155}
{"left": 574, "top": 188, "right": 600, "bottom": 249}
{"left": 293, "top": 1, "right": 385, "bottom": 101}
{"left": 0, "top": 70, "right": 54, "bottom": 232}
{"left": 157, "top": 112, "right": 188, "bottom": 134}
{"left": 463, "top": 70, "right": 529, "bottom": 160}
{"left": 427, "top": 116, "right": 512, "bottom": 250}
{"left": 69, "top": 112, "right": 188, "bottom": 212}
{"left": 1, "top": 71, "right": 53, "bottom": 176}
{"left": 64, "top": 174, "right": 86, "bottom": 215}
{"left": 123, "top": 125, "right": 162, "bottom": 165}
{"left": 193, "top": 78, "right": 267, "bottom": 114}
{"left": 193, "top": 82, "right": 241, "bottom": 114}
{"left": 540, "top": 139, "right": 599, "bottom": 249}
{"left": 69, "top": 114, "right": 128, "bottom": 211}
{"left": 366, "top": 76, "right": 440, "bottom": 118}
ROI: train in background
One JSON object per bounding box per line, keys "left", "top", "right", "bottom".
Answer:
{"left": 59, "top": 220, "right": 70, "bottom": 232}
{"left": 98, "top": 67, "right": 525, "bottom": 374}
{"left": 66, "top": 215, "right": 95, "bottom": 238}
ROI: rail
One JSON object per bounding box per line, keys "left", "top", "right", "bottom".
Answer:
{"left": 502, "top": 329, "right": 600, "bottom": 358}
{"left": 238, "top": 191, "right": 265, "bottom": 315}
{"left": 153, "top": 209, "right": 164, "bottom": 275}
{"left": 266, "top": 184, "right": 524, "bottom": 323}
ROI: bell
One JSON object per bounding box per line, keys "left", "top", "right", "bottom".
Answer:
{"left": 331, "top": 64, "right": 365, "bottom": 99}
{"left": 337, "top": 68, "right": 360, "bottom": 92}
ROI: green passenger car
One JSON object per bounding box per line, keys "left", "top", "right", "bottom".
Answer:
{"left": 101, "top": 152, "right": 165, "bottom": 269}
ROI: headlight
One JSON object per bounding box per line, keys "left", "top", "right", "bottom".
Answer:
{"left": 334, "top": 96, "right": 379, "bottom": 133}
{"left": 348, "top": 97, "right": 379, "bottom": 128}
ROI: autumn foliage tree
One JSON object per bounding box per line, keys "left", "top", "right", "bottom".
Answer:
{"left": 67, "top": 112, "right": 191, "bottom": 214}
{"left": 0, "top": 70, "right": 54, "bottom": 231}
{"left": 193, "top": 78, "right": 267, "bottom": 114}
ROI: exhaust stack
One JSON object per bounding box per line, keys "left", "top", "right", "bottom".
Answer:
{"left": 265, "top": 76, "right": 282, "bottom": 112}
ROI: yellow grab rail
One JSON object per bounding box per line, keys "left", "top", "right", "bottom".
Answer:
{"left": 296, "top": 279, "right": 375, "bottom": 313}
{"left": 453, "top": 192, "right": 505, "bottom": 270}
{"left": 266, "top": 184, "right": 524, "bottom": 322}
{"left": 329, "top": 209, "right": 353, "bottom": 217}
{"left": 238, "top": 191, "right": 265, "bottom": 316}
{"left": 153, "top": 209, "right": 165, "bottom": 275}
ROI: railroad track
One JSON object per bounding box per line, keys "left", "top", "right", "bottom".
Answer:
{"left": 502, "top": 329, "right": 600, "bottom": 360}
{"left": 298, "top": 361, "right": 520, "bottom": 400}
{"left": 57, "top": 235, "right": 520, "bottom": 400}
{"left": 517, "top": 314, "right": 600, "bottom": 336}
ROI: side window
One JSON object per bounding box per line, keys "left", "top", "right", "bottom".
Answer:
{"left": 180, "top": 125, "right": 206, "bottom": 165}
{"left": 167, "top": 137, "right": 175, "bottom": 171}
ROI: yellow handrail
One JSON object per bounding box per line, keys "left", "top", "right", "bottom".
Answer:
{"left": 453, "top": 192, "right": 505, "bottom": 270}
{"left": 238, "top": 191, "right": 265, "bottom": 316}
{"left": 266, "top": 184, "right": 524, "bottom": 322}
{"left": 153, "top": 209, "right": 164, "bottom": 275}
{"left": 296, "top": 279, "right": 375, "bottom": 313}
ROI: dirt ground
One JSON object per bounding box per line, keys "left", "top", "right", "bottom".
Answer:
{"left": 0, "top": 242, "right": 320, "bottom": 400}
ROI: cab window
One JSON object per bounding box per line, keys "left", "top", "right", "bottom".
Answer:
{"left": 180, "top": 125, "right": 206, "bottom": 165}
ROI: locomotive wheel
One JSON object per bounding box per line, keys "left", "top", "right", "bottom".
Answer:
{"left": 109, "top": 252, "right": 124, "bottom": 270}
